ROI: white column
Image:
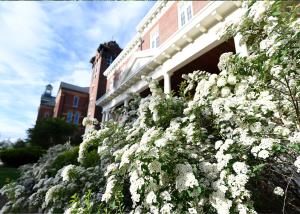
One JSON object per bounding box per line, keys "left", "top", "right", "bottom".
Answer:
{"left": 101, "top": 111, "right": 106, "bottom": 122}
{"left": 234, "top": 33, "right": 248, "bottom": 57}
{"left": 124, "top": 98, "right": 129, "bottom": 107}
{"left": 164, "top": 72, "right": 171, "bottom": 95}
{"left": 105, "top": 111, "right": 109, "bottom": 121}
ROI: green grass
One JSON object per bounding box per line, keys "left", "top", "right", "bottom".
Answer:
{"left": 0, "top": 166, "right": 20, "bottom": 187}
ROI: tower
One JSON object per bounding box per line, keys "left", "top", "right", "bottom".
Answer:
{"left": 43, "top": 84, "right": 53, "bottom": 97}
{"left": 37, "top": 84, "right": 56, "bottom": 121}
{"left": 87, "top": 41, "right": 122, "bottom": 120}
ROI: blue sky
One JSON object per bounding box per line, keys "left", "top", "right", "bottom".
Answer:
{"left": 0, "top": 1, "right": 155, "bottom": 141}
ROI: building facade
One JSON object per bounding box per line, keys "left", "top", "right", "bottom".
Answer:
{"left": 87, "top": 41, "right": 122, "bottom": 121}
{"left": 96, "top": 1, "right": 247, "bottom": 121}
{"left": 37, "top": 84, "right": 56, "bottom": 121}
{"left": 53, "top": 82, "right": 89, "bottom": 131}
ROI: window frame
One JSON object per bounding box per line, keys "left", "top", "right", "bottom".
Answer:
{"left": 66, "top": 111, "right": 73, "bottom": 123}
{"left": 178, "top": 1, "right": 193, "bottom": 28}
{"left": 74, "top": 111, "right": 80, "bottom": 125}
{"left": 73, "top": 96, "right": 79, "bottom": 108}
{"left": 150, "top": 27, "right": 159, "bottom": 49}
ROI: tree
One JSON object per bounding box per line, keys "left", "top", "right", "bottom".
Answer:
{"left": 13, "top": 139, "right": 27, "bottom": 148}
{"left": 27, "top": 118, "right": 79, "bottom": 149}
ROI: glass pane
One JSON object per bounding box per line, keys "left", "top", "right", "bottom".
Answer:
{"left": 151, "top": 40, "right": 155, "bottom": 48}
{"left": 187, "top": 6, "right": 192, "bottom": 21}
{"left": 67, "top": 112, "right": 72, "bottom": 123}
{"left": 73, "top": 96, "right": 79, "bottom": 107}
{"left": 74, "top": 112, "right": 80, "bottom": 124}
{"left": 181, "top": 12, "right": 185, "bottom": 26}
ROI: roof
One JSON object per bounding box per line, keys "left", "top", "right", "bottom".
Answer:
{"left": 41, "top": 95, "right": 55, "bottom": 107}
{"left": 59, "top": 82, "right": 89, "bottom": 94}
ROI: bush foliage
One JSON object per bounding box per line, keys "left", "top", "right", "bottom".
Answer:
{"left": 0, "top": 147, "right": 45, "bottom": 167}
{"left": 27, "top": 118, "right": 80, "bottom": 149}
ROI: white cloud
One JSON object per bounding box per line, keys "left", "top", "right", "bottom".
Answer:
{"left": 0, "top": 1, "right": 154, "bottom": 141}
{"left": 52, "top": 64, "right": 91, "bottom": 96}
{"left": 0, "top": 2, "right": 58, "bottom": 141}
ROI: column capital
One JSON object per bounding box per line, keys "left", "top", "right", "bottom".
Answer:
{"left": 163, "top": 69, "right": 174, "bottom": 77}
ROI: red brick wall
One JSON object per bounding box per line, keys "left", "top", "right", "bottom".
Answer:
{"left": 54, "top": 89, "right": 89, "bottom": 128}
{"left": 53, "top": 90, "right": 62, "bottom": 117}
{"left": 37, "top": 105, "right": 53, "bottom": 121}
{"left": 88, "top": 57, "right": 101, "bottom": 118}
{"left": 141, "top": 2, "right": 208, "bottom": 51}
{"left": 158, "top": 3, "right": 179, "bottom": 46}
{"left": 193, "top": 1, "right": 209, "bottom": 15}
{"left": 142, "top": 2, "right": 179, "bottom": 51}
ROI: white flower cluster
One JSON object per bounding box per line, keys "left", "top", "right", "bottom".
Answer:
{"left": 129, "top": 170, "right": 145, "bottom": 204}
{"left": 251, "top": 138, "right": 274, "bottom": 159}
{"left": 294, "top": 156, "right": 300, "bottom": 173}
{"left": 248, "top": 1, "right": 269, "bottom": 22}
{"left": 61, "top": 164, "right": 75, "bottom": 181}
{"left": 82, "top": 117, "right": 99, "bottom": 126}
{"left": 101, "top": 175, "right": 116, "bottom": 202}
{"left": 175, "top": 163, "right": 199, "bottom": 192}
{"left": 45, "top": 184, "right": 64, "bottom": 205}
{"left": 273, "top": 186, "right": 284, "bottom": 196}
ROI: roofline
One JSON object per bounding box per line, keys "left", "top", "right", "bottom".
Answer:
{"left": 103, "top": 1, "right": 168, "bottom": 77}
{"left": 136, "top": 1, "right": 166, "bottom": 33}
{"left": 58, "top": 82, "right": 89, "bottom": 94}
{"left": 60, "top": 87, "right": 89, "bottom": 94}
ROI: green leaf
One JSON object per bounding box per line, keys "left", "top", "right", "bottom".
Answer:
{"left": 252, "top": 164, "right": 266, "bottom": 173}
{"left": 197, "top": 186, "right": 202, "bottom": 194}
{"left": 110, "top": 201, "right": 117, "bottom": 209}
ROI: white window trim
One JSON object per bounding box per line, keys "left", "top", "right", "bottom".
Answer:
{"left": 150, "top": 27, "right": 159, "bottom": 49}
{"left": 177, "top": 1, "right": 193, "bottom": 28}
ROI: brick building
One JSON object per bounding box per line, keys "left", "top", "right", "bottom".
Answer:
{"left": 53, "top": 82, "right": 89, "bottom": 131}
{"left": 36, "top": 84, "right": 55, "bottom": 120}
{"left": 95, "top": 1, "right": 247, "bottom": 121}
{"left": 37, "top": 81, "right": 89, "bottom": 132}
{"left": 36, "top": 41, "right": 122, "bottom": 129}
{"left": 87, "top": 41, "right": 122, "bottom": 121}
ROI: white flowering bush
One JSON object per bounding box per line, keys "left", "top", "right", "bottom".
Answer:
{"left": 0, "top": 144, "right": 72, "bottom": 213}
{"left": 1, "top": 1, "right": 299, "bottom": 213}
{"left": 95, "top": 1, "right": 300, "bottom": 213}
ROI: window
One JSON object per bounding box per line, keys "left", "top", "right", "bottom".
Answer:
{"left": 74, "top": 111, "right": 80, "bottom": 125}
{"left": 44, "top": 112, "right": 50, "bottom": 118}
{"left": 150, "top": 28, "right": 159, "bottom": 49}
{"left": 73, "top": 96, "right": 79, "bottom": 107}
{"left": 178, "top": 2, "right": 193, "bottom": 27}
{"left": 107, "top": 56, "right": 114, "bottom": 66}
{"left": 67, "top": 111, "right": 73, "bottom": 123}
{"left": 107, "top": 77, "right": 114, "bottom": 92}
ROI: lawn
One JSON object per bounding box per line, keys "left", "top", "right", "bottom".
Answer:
{"left": 0, "top": 166, "right": 20, "bottom": 187}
